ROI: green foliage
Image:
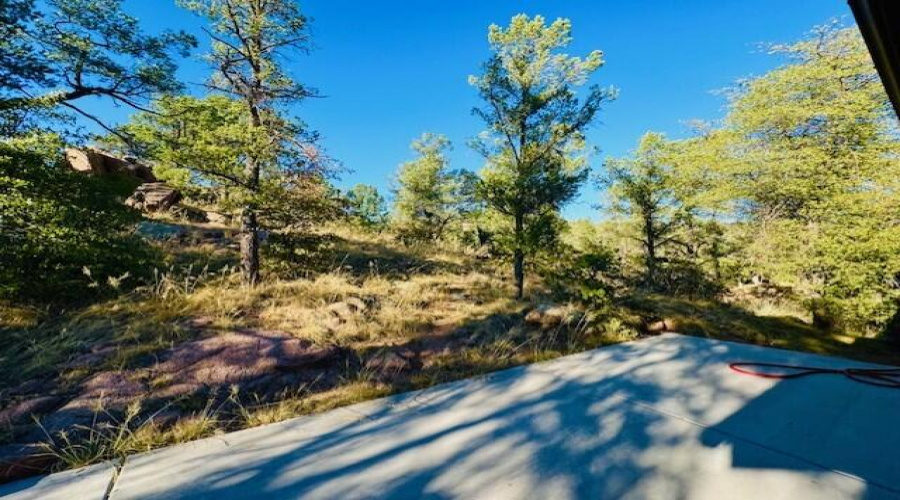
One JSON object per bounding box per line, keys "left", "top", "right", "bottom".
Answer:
{"left": 116, "top": 95, "right": 254, "bottom": 198}
{"left": 0, "top": 0, "right": 44, "bottom": 92}
{"left": 0, "top": 140, "right": 157, "bottom": 303}
{"left": 603, "top": 132, "right": 688, "bottom": 290}
{"left": 345, "top": 184, "right": 388, "bottom": 229}
{"left": 392, "top": 134, "right": 477, "bottom": 243}
{"left": 719, "top": 23, "right": 900, "bottom": 331}
{"left": 542, "top": 239, "right": 621, "bottom": 308}
{"left": 181, "top": 0, "right": 321, "bottom": 286}
{"left": 180, "top": 0, "right": 315, "bottom": 104}
{"left": 470, "top": 14, "right": 614, "bottom": 298}
{"left": 621, "top": 22, "right": 900, "bottom": 332}
{"left": 0, "top": 0, "right": 195, "bottom": 127}
{"left": 117, "top": 94, "right": 341, "bottom": 273}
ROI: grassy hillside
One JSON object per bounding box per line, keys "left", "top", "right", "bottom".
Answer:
{"left": 0, "top": 222, "right": 896, "bottom": 478}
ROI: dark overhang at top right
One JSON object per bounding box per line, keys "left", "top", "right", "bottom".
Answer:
{"left": 849, "top": 0, "right": 900, "bottom": 119}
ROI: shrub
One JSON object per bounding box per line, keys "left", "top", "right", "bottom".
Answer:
{"left": 0, "top": 141, "right": 157, "bottom": 303}
{"left": 541, "top": 241, "right": 621, "bottom": 308}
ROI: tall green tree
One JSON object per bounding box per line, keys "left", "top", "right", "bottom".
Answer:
{"left": 115, "top": 94, "right": 338, "bottom": 268}
{"left": 393, "top": 133, "right": 476, "bottom": 243}
{"left": 470, "top": 15, "right": 613, "bottom": 298}
{"left": 604, "top": 133, "right": 686, "bottom": 289}
{"left": 182, "top": 0, "right": 319, "bottom": 286}
{"left": 728, "top": 23, "right": 900, "bottom": 331}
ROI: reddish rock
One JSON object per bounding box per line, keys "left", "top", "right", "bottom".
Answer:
{"left": 38, "top": 372, "right": 147, "bottom": 434}
{"left": 645, "top": 318, "right": 679, "bottom": 334}
{"left": 25, "top": 330, "right": 342, "bottom": 437}
{"left": 0, "top": 396, "right": 63, "bottom": 427}
{"left": 65, "top": 148, "right": 106, "bottom": 174}
{"left": 4, "top": 379, "right": 52, "bottom": 398}
{"left": 182, "top": 316, "right": 216, "bottom": 331}
{"left": 150, "top": 329, "right": 342, "bottom": 397}
{"left": 125, "top": 182, "right": 181, "bottom": 212}
{"left": 60, "top": 345, "right": 117, "bottom": 370}
{"left": 65, "top": 148, "right": 157, "bottom": 183}
{"left": 525, "top": 304, "right": 575, "bottom": 329}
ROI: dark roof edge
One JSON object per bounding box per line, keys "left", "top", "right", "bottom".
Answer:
{"left": 849, "top": 0, "right": 900, "bottom": 120}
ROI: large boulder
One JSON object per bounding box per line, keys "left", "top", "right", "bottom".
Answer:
{"left": 65, "top": 148, "right": 157, "bottom": 183}
{"left": 126, "top": 182, "right": 182, "bottom": 212}
{"left": 65, "top": 148, "right": 105, "bottom": 174}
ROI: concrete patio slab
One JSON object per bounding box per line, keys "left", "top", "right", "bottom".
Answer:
{"left": 3, "top": 333, "right": 899, "bottom": 500}
{"left": 0, "top": 461, "right": 116, "bottom": 500}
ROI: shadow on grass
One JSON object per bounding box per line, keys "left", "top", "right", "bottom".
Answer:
{"left": 318, "top": 235, "right": 468, "bottom": 278}
{"left": 624, "top": 293, "right": 900, "bottom": 366}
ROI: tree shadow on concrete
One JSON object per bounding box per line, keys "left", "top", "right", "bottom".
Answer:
{"left": 106, "top": 335, "right": 899, "bottom": 499}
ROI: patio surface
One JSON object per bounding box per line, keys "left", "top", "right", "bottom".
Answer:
{"left": 2, "top": 333, "right": 899, "bottom": 500}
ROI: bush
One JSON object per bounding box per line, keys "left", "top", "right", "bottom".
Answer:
{"left": 0, "top": 142, "right": 158, "bottom": 303}
{"left": 541, "top": 241, "right": 621, "bottom": 308}
{"left": 655, "top": 258, "right": 724, "bottom": 299}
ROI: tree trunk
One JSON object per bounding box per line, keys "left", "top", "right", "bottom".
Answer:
{"left": 514, "top": 211, "right": 525, "bottom": 299}
{"left": 885, "top": 303, "right": 900, "bottom": 346}
{"left": 240, "top": 207, "right": 260, "bottom": 286}
{"left": 241, "top": 103, "right": 263, "bottom": 287}
{"left": 644, "top": 214, "right": 657, "bottom": 289}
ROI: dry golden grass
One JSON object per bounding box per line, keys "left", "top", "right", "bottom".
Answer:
{"left": 23, "top": 223, "right": 896, "bottom": 475}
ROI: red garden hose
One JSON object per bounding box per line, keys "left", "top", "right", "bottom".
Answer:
{"left": 729, "top": 362, "right": 900, "bottom": 388}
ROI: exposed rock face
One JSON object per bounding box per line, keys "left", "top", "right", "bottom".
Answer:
{"left": 645, "top": 318, "right": 679, "bottom": 334}
{"left": 125, "top": 182, "right": 181, "bottom": 212}
{"left": 0, "top": 396, "right": 63, "bottom": 427}
{"left": 149, "top": 329, "right": 343, "bottom": 399}
{"left": 0, "top": 328, "right": 346, "bottom": 483}
{"left": 65, "top": 148, "right": 157, "bottom": 183}
{"left": 23, "top": 329, "right": 343, "bottom": 434}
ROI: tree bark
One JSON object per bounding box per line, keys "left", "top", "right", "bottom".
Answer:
{"left": 241, "top": 101, "right": 262, "bottom": 286}
{"left": 514, "top": 211, "right": 525, "bottom": 299}
{"left": 240, "top": 207, "right": 260, "bottom": 286}
{"left": 644, "top": 213, "right": 657, "bottom": 289}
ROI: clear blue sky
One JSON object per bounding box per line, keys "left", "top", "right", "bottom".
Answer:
{"left": 87, "top": 0, "right": 854, "bottom": 219}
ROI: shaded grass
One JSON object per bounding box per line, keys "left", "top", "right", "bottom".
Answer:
{"left": 625, "top": 293, "right": 900, "bottom": 366}
{"left": 6, "top": 222, "right": 900, "bottom": 476}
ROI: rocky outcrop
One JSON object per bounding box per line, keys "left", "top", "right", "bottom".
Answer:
{"left": 0, "top": 396, "right": 63, "bottom": 427}
{"left": 65, "top": 148, "right": 157, "bottom": 183}
{"left": 125, "top": 182, "right": 181, "bottom": 212}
